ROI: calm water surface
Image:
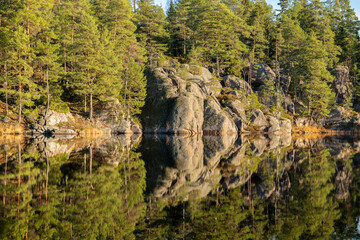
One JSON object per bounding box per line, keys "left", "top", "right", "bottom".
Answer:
{"left": 0, "top": 134, "right": 359, "bottom": 239}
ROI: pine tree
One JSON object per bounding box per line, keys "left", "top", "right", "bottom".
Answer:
{"left": 136, "top": 0, "right": 169, "bottom": 66}
{"left": 328, "top": 0, "right": 360, "bottom": 69}
{"left": 57, "top": 0, "right": 120, "bottom": 121}
{"left": 121, "top": 57, "right": 146, "bottom": 116}
{"left": 189, "top": 0, "right": 247, "bottom": 76}
{"left": 299, "top": 32, "right": 336, "bottom": 117}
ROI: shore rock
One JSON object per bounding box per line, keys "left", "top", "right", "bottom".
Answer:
{"left": 250, "top": 109, "right": 269, "bottom": 131}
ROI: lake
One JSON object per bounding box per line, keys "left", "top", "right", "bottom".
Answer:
{"left": 0, "top": 134, "right": 359, "bottom": 239}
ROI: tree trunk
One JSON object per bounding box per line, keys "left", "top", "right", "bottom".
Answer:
{"left": 89, "top": 146, "right": 92, "bottom": 175}
{"left": 4, "top": 60, "right": 8, "bottom": 115}
{"left": 18, "top": 71, "right": 22, "bottom": 124}
{"left": 84, "top": 95, "right": 87, "bottom": 113}
{"left": 46, "top": 66, "right": 50, "bottom": 117}
{"left": 89, "top": 92, "right": 93, "bottom": 122}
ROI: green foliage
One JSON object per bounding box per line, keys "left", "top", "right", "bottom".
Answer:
{"left": 136, "top": 0, "right": 169, "bottom": 67}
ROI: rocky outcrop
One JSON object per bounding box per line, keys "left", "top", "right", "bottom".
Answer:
{"left": 250, "top": 109, "right": 269, "bottom": 131}
{"left": 45, "top": 110, "right": 75, "bottom": 126}
{"left": 94, "top": 101, "right": 142, "bottom": 135}
{"left": 332, "top": 65, "right": 352, "bottom": 104}
{"left": 142, "top": 65, "right": 240, "bottom": 135}
{"left": 324, "top": 107, "right": 360, "bottom": 130}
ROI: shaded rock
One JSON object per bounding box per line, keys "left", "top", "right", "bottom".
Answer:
{"left": 142, "top": 66, "right": 225, "bottom": 134}
{"left": 325, "top": 106, "right": 360, "bottom": 129}
{"left": 225, "top": 100, "right": 246, "bottom": 121}
{"left": 250, "top": 63, "right": 276, "bottom": 89}
{"left": 285, "top": 96, "right": 295, "bottom": 113}
{"left": 203, "top": 97, "right": 237, "bottom": 135}
{"left": 294, "top": 100, "right": 306, "bottom": 114}
{"left": 250, "top": 109, "right": 269, "bottom": 131}
{"left": 222, "top": 75, "right": 253, "bottom": 94}
{"left": 332, "top": 65, "right": 352, "bottom": 104}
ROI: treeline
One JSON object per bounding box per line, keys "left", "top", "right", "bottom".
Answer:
{"left": 0, "top": 0, "right": 359, "bottom": 122}
{"left": 163, "top": 0, "right": 360, "bottom": 116}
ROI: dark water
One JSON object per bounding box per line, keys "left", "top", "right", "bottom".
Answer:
{"left": 0, "top": 134, "right": 359, "bottom": 239}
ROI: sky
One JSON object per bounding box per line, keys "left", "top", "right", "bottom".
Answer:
{"left": 153, "top": 0, "right": 360, "bottom": 18}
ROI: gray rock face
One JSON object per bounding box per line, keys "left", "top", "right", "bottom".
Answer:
{"left": 45, "top": 110, "right": 74, "bottom": 126}
{"left": 279, "top": 119, "right": 292, "bottom": 133}
{"left": 95, "top": 101, "right": 141, "bottom": 135}
{"left": 250, "top": 109, "right": 269, "bottom": 131}
{"left": 142, "top": 64, "right": 293, "bottom": 135}
{"left": 143, "top": 65, "right": 237, "bottom": 135}
{"left": 268, "top": 116, "right": 280, "bottom": 133}
{"left": 203, "top": 97, "right": 237, "bottom": 135}
{"left": 324, "top": 106, "right": 360, "bottom": 129}
{"left": 250, "top": 63, "right": 276, "bottom": 88}
{"left": 223, "top": 75, "right": 253, "bottom": 94}
{"left": 332, "top": 65, "right": 352, "bottom": 104}
{"left": 169, "top": 95, "right": 204, "bottom": 135}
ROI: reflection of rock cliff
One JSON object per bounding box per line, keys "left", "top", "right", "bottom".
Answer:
{"left": 141, "top": 133, "right": 294, "bottom": 202}
{"left": 141, "top": 134, "right": 360, "bottom": 204}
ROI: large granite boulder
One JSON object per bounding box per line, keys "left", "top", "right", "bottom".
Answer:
{"left": 203, "top": 97, "right": 237, "bottom": 135}
{"left": 222, "top": 75, "right": 253, "bottom": 95}
{"left": 250, "top": 63, "right": 276, "bottom": 89}
{"left": 45, "top": 110, "right": 74, "bottom": 126}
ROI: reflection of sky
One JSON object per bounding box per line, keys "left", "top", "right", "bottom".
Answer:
{"left": 154, "top": 0, "right": 360, "bottom": 18}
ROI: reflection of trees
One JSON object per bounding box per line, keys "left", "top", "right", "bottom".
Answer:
{"left": 0, "top": 142, "right": 146, "bottom": 239}
{"left": 333, "top": 154, "right": 360, "bottom": 239}
{"left": 276, "top": 150, "right": 341, "bottom": 239}
{"left": 136, "top": 149, "right": 344, "bottom": 239}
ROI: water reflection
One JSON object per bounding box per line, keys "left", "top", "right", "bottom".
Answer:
{"left": 0, "top": 134, "right": 359, "bottom": 239}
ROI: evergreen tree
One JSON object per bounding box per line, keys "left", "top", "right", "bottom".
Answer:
{"left": 299, "top": 32, "right": 336, "bottom": 117}
{"left": 57, "top": 0, "right": 120, "bottom": 121}
{"left": 328, "top": 0, "right": 360, "bottom": 69}
{"left": 136, "top": 0, "right": 169, "bottom": 66}
{"left": 189, "top": 0, "right": 247, "bottom": 76}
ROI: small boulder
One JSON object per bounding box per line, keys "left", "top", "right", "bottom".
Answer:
{"left": 250, "top": 109, "right": 269, "bottom": 131}
{"left": 279, "top": 119, "right": 292, "bottom": 133}
{"left": 267, "top": 116, "right": 280, "bottom": 133}
{"left": 223, "top": 75, "right": 253, "bottom": 95}
{"left": 250, "top": 63, "right": 276, "bottom": 89}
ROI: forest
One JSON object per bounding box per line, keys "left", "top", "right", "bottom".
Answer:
{"left": 0, "top": 0, "right": 359, "bottom": 123}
